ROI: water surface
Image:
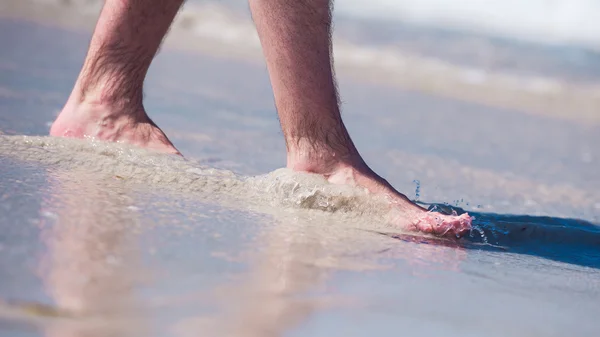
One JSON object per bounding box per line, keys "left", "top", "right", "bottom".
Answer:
{"left": 0, "top": 17, "right": 599, "bottom": 337}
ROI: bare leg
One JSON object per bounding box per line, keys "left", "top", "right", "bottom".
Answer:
{"left": 249, "top": 0, "right": 471, "bottom": 236}
{"left": 50, "top": 0, "right": 183, "bottom": 154}
{"left": 50, "top": 0, "right": 471, "bottom": 236}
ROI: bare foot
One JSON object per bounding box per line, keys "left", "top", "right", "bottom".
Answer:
{"left": 50, "top": 101, "right": 180, "bottom": 155}
{"left": 288, "top": 147, "right": 472, "bottom": 238}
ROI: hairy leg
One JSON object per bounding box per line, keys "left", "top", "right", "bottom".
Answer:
{"left": 249, "top": 0, "right": 471, "bottom": 236}
{"left": 50, "top": 0, "right": 184, "bottom": 154}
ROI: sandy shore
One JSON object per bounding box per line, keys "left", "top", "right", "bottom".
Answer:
{"left": 2, "top": 0, "right": 600, "bottom": 126}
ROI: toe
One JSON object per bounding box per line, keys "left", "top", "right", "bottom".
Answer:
{"left": 414, "top": 212, "right": 472, "bottom": 238}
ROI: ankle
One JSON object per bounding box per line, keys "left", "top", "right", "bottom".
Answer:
{"left": 70, "top": 58, "right": 146, "bottom": 108}
{"left": 286, "top": 137, "right": 362, "bottom": 175}
{"left": 52, "top": 89, "right": 148, "bottom": 139}
{"left": 62, "top": 81, "right": 146, "bottom": 120}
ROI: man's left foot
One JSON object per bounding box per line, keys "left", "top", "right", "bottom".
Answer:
{"left": 50, "top": 99, "right": 181, "bottom": 155}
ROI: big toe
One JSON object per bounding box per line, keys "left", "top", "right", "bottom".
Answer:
{"left": 414, "top": 212, "right": 472, "bottom": 237}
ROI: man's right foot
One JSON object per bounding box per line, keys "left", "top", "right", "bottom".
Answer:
{"left": 288, "top": 144, "right": 472, "bottom": 238}
{"left": 50, "top": 101, "right": 180, "bottom": 155}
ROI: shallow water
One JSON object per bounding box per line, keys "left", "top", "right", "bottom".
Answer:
{"left": 1, "top": 17, "right": 600, "bottom": 337}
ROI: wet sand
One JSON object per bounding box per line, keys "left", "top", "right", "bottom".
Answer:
{"left": 0, "top": 7, "right": 599, "bottom": 337}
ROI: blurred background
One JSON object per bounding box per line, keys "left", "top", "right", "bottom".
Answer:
{"left": 4, "top": 0, "right": 600, "bottom": 122}
{"left": 3, "top": 0, "right": 600, "bottom": 118}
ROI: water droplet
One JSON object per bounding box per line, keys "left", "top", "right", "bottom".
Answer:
{"left": 412, "top": 180, "right": 421, "bottom": 201}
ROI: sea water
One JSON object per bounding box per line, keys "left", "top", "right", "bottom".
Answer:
{"left": 0, "top": 7, "right": 599, "bottom": 337}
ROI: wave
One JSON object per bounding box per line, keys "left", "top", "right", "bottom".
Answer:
{"left": 0, "top": 135, "right": 390, "bottom": 218}
{"left": 1, "top": 135, "right": 599, "bottom": 270}
{"left": 189, "top": 0, "right": 600, "bottom": 49}
{"left": 336, "top": 0, "right": 600, "bottom": 49}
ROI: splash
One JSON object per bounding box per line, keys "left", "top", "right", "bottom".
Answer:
{"left": 0, "top": 135, "right": 390, "bottom": 222}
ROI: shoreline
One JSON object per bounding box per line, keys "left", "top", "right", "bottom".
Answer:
{"left": 3, "top": 0, "right": 600, "bottom": 126}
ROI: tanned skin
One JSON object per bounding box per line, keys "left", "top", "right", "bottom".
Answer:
{"left": 50, "top": 0, "right": 472, "bottom": 236}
